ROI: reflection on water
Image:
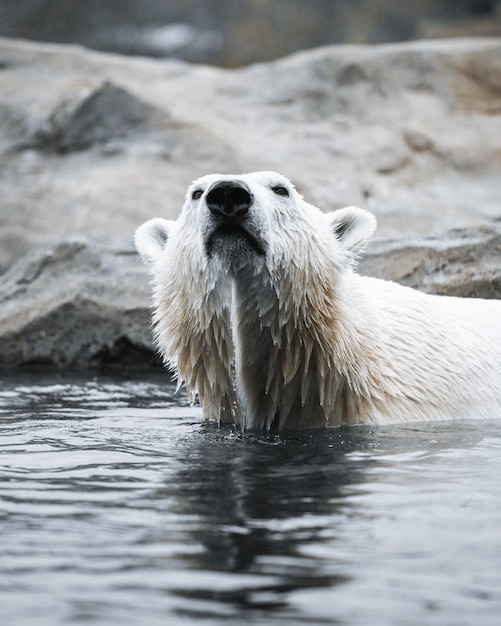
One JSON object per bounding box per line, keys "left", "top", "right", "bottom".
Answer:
{"left": 0, "top": 370, "right": 500, "bottom": 626}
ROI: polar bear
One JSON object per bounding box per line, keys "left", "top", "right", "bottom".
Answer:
{"left": 135, "top": 171, "right": 501, "bottom": 430}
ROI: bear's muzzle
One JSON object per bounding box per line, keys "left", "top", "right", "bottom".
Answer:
{"left": 204, "top": 180, "right": 266, "bottom": 265}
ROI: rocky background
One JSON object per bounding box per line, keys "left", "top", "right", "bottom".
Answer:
{"left": 0, "top": 29, "right": 500, "bottom": 368}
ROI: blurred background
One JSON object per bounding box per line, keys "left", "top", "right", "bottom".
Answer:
{"left": 0, "top": 0, "right": 500, "bottom": 67}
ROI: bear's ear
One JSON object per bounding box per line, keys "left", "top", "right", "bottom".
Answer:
{"left": 134, "top": 218, "right": 173, "bottom": 267}
{"left": 327, "top": 207, "right": 377, "bottom": 259}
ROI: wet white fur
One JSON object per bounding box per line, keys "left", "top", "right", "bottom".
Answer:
{"left": 135, "top": 171, "right": 501, "bottom": 430}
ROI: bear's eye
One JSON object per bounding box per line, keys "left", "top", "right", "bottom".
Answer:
{"left": 272, "top": 186, "right": 289, "bottom": 197}
{"left": 192, "top": 189, "right": 203, "bottom": 200}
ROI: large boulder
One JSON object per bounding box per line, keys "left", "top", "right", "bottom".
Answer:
{"left": 0, "top": 241, "right": 159, "bottom": 368}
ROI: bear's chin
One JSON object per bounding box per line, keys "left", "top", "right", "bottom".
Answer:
{"left": 206, "top": 228, "right": 265, "bottom": 273}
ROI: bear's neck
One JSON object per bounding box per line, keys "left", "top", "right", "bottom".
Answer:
{"left": 228, "top": 269, "right": 348, "bottom": 430}
{"left": 172, "top": 264, "right": 390, "bottom": 430}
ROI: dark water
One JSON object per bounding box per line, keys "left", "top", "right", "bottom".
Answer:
{"left": 1, "top": 371, "right": 500, "bottom": 626}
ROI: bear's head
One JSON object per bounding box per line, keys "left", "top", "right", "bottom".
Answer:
{"left": 135, "top": 171, "right": 377, "bottom": 429}
{"left": 136, "top": 171, "right": 376, "bottom": 277}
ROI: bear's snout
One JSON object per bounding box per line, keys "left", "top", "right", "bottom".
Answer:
{"left": 203, "top": 179, "right": 265, "bottom": 265}
{"left": 206, "top": 181, "right": 253, "bottom": 219}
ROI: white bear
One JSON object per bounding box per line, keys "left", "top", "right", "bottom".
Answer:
{"left": 135, "top": 171, "right": 501, "bottom": 430}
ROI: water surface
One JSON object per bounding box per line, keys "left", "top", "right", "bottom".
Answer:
{"left": 1, "top": 371, "right": 500, "bottom": 625}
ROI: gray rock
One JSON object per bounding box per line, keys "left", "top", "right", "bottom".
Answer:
{"left": 360, "top": 227, "right": 501, "bottom": 298}
{"left": 0, "top": 241, "right": 160, "bottom": 368}
{"left": 33, "top": 80, "right": 174, "bottom": 153}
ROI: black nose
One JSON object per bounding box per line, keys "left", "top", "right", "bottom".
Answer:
{"left": 206, "top": 182, "right": 252, "bottom": 218}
